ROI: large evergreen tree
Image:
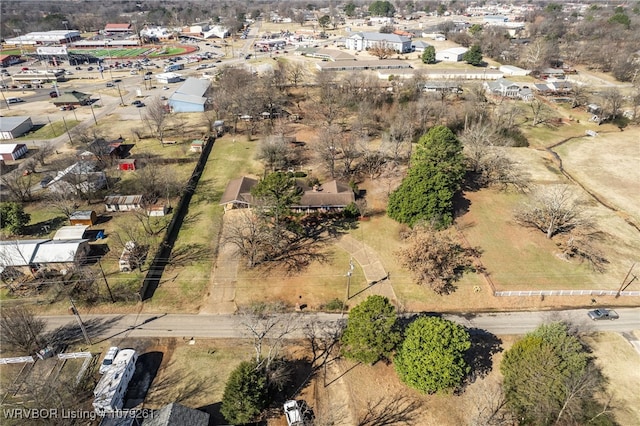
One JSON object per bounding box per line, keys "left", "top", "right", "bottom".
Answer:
{"left": 340, "top": 295, "right": 401, "bottom": 364}
{"left": 369, "top": 1, "right": 395, "bottom": 17}
{"left": 387, "top": 126, "right": 465, "bottom": 228}
{"left": 394, "top": 316, "right": 471, "bottom": 394}
{"left": 421, "top": 45, "right": 436, "bottom": 64}
{"left": 0, "top": 202, "right": 30, "bottom": 235}
{"left": 501, "top": 322, "right": 611, "bottom": 425}
{"left": 463, "top": 44, "right": 483, "bottom": 66}
{"left": 251, "top": 172, "right": 302, "bottom": 224}
{"left": 220, "top": 361, "right": 268, "bottom": 425}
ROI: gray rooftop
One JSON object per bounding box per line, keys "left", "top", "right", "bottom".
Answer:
{"left": 0, "top": 116, "right": 31, "bottom": 132}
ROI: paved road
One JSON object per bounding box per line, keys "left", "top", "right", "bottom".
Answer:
{"left": 42, "top": 308, "right": 640, "bottom": 342}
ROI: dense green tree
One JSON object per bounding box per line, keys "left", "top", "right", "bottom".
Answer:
{"left": 369, "top": 1, "right": 395, "bottom": 17}
{"left": 343, "top": 3, "right": 356, "bottom": 17}
{"left": 463, "top": 44, "right": 483, "bottom": 66}
{"left": 468, "top": 23, "right": 483, "bottom": 36}
{"left": 387, "top": 126, "right": 465, "bottom": 228}
{"left": 420, "top": 45, "right": 436, "bottom": 64}
{"left": 0, "top": 202, "right": 30, "bottom": 235}
{"left": 220, "top": 361, "right": 268, "bottom": 425}
{"left": 501, "top": 322, "right": 611, "bottom": 425}
{"left": 251, "top": 172, "right": 302, "bottom": 224}
{"left": 318, "top": 15, "right": 331, "bottom": 30}
{"left": 341, "top": 295, "right": 401, "bottom": 364}
{"left": 608, "top": 11, "right": 631, "bottom": 29}
{"left": 394, "top": 316, "right": 471, "bottom": 394}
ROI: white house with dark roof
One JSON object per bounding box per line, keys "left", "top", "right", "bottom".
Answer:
{"left": 345, "top": 32, "right": 412, "bottom": 53}
{"left": 168, "top": 77, "right": 210, "bottom": 112}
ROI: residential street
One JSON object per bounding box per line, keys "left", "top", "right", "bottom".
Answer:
{"left": 41, "top": 308, "right": 640, "bottom": 342}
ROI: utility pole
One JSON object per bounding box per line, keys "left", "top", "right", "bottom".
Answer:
{"left": 98, "top": 260, "right": 115, "bottom": 303}
{"left": 69, "top": 298, "right": 92, "bottom": 345}
{"left": 61, "top": 115, "right": 73, "bottom": 145}
{"left": 617, "top": 262, "right": 636, "bottom": 297}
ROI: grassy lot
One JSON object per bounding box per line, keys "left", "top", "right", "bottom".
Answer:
{"left": 144, "top": 135, "right": 263, "bottom": 312}
{"left": 16, "top": 120, "right": 80, "bottom": 140}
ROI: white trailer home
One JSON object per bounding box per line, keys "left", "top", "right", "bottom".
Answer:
{"left": 93, "top": 349, "right": 138, "bottom": 415}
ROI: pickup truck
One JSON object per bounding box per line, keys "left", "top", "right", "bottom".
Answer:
{"left": 587, "top": 308, "right": 619, "bottom": 321}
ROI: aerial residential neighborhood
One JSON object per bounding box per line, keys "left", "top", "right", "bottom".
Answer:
{"left": 0, "top": 1, "right": 639, "bottom": 425}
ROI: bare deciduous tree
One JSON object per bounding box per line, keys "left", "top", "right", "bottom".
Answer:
{"left": 369, "top": 43, "right": 397, "bottom": 60}
{"left": 396, "top": 225, "right": 478, "bottom": 295}
{"left": 221, "top": 210, "right": 271, "bottom": 268}
{"left": 1, "top": 170, "right": 35, "bottom": 202}
{"left": 469, "top": 379, "right": 515, "bottom": 426}
{"left": 0, "top": 305, "right": 46, "bottom": 353}
{"left": 143, "top": 96, "right": 170, "bottom": 143}
{"left": 32, "top": 143, "right": 54, "bottom": 167}
{"left": 45, "top": 191, "right": 80, "bottom": 219}
{"left": 514, "top": 185, "right": 592, "bottom": 239}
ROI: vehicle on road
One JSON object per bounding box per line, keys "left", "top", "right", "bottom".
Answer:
{"left": 99, "top": 346, "right": 120, "bottom": 374}
{"left": 588, "top": 308, "right": 619, "bottom": 320}
{"left": 49, "top": 91, "right": 58, "bottom": 98}
{"left": 106, "top": 81, "right": 115, "bottom": 88}
{"left": 135, "top": 102, "right": 145, "bottom": 108}
{"left": 284, "top": 400, "right": 303, "bottom": 426}
{"left": 7, "top": 97, "right": 24, "bottom": 104}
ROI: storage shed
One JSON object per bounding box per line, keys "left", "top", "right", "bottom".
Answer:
{"left": 190, "top": 140, "right": 204, "bottom": 153}
{"left": 0, "top": 143, "right": 28, "bottom": 161}
{"left": 118, "top": 158, "right": 137, "bottom": 171}
{"left": 0, "top": 117, "right": 33, "bottom": 140}
{"left": 31, "top": 239, "right": 90, "bottom": 266}
{"left": 104, "top": 195, "right": 144, "bottom": 212}
{"left": 435, "top": 47, "right": 468, "bottom": 62}
{"left": 69, "top": 210, "right": 97, "bottom": 226}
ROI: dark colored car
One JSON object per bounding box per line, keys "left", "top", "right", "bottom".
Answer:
{"left": 587, "top": 309, "right": 619, "bottom": 321}
{"left": 40, "top": 176, "right": 53, "bottom": 188}
{"left": 49, "top": 91, "right": 58, "bottom": 98}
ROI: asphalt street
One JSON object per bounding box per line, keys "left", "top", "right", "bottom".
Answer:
{"left": 42, "top": 308, "right": 640, "bottom": 342}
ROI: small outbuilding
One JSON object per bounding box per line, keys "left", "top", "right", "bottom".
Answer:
{"left": 435, "top": 47, "right": 468, "bottom": 62}
{"left": 69, "top": 210, "right": 97, "bottom": 226}
{"left": 0, "top": 117, "right": 33, "bottom": 140}
{"left": 104, "top": 195, "right": 144, "bottom": 212}
{"left": 53, "top": 225, "right": 90, "bottom": 240}
{"left": 190, "top": 140, "right": 204, "bottom": 153}
{"left": 118, "top": 158, "right": 137, "bottom": 171}
{"left": 31, "top": 239, "right": 90, "bottom": 266}
{"left": 0, "top": 143, "right": 28, "bottom": 161}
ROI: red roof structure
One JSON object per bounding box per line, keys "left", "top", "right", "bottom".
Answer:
{"left": 105, "top": 23, "right": 132, "bottom": 32}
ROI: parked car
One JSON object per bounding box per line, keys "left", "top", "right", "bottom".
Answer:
{"left": 99, "top": 347, "right": 120, "bottom": 374}
{"left": 87, "top": 66, "right": 94, "bottom": 71}
{"left": 59, "top": 105, "right": 75, "bottom": 111}
{"left": 49, "top": 91, "right": 58, "bottom": 98}
{"left": 7, "top": 97, "right": 24, "bottom": 104}
{"left": 588, "top": 308, "right": 619, "bottom": 321}
{"left": 106, "top": 81, "right": 115, "bottom": 88}
{"left": 135, "top": 102, "right": 145, "bottom": 108}
{"left": 40, "top": 176, "right": 53, "bottom": 188}
{"left": 283, "top": 400, "right": 303, "bottom": 426}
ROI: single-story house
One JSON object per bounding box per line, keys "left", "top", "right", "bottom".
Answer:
{"left": 435, "top": 47, "right": 468, "bottom": 62}
{"left": 51, "top": 91, "right": 92, "bottom": 106}
{"left": 538, "top": 68, "right": 565, "bottom": 80}
{"left": 69, "top": 210, "right": 97, "bottom": 226}
{"left": 0, "top": 143, "right": 28, "bottom": 161}
{"left": 0, "top": 116, "right": 33, "bottom": 140}
{"left": 53, "top": 225, "right": 90, "bottom": 240}
{"left": 499, "top": 65, "right": 530, "bottom": 76}
{"left": 0, "top": 239, "right": 48, "bottom": 273}
{"left": 484, "top": 78, "right": 521, "bottom": 98}
{"left": 345, "top": 32, "right": 412, "bottom": 53}
{"left": 295, "top": 47, "right": 356, "bottom": 62}
{"left": 411, "top": 40, "right": 432, "bottom": 52}
{"left": 47, "top": 161, "right": 107, "bottom": 195}
{"left": 104, "top": 195, "right": 144, "bottom": 212}
{"left": 118, "top": 158, "right": 137, "bottom": 171}
{"left": 141, "top": 402, "right": 209, "bottom": 426}
{"left": 78, "top": 137, "right": 126, "bottom": 164}
{"left": 31, "top": 239, "right": 90, "bottom": 266}
{"left": 422, "top": 82, "right": 463, "bottom": 93}
{"left": 168, "top": 77, "right": 210, "bottom": 112}
{"left": 219, "top": 177, "right": 355, "bottom": 213}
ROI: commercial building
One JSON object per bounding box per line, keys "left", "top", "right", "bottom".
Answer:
{"left": 4, "top": 30, "right": 81, "bottom": 45}
{"left": 345, "top": 32, "right": 412, "bottom": 53}
{"left": 168, "top": 77, "right": 210, "bottom": 112}
{"left": 435, "top": 47, "right": 468, "bottom": 62}
{"left": 0, "top": 117, "right": 33, "bottom": 140}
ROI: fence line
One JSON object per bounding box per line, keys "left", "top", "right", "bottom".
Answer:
{"left": 57, "top": 352, "right": 92, "bottom": 360}
{"left": 0, "top": 356, "right": 35, "bottom": 365}
{"left": 494, "top": 290, "right": 640, "bottom": 297}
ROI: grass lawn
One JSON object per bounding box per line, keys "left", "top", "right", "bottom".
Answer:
{"left": 144, "top": 135, "right": 263, "bottom": 312}
{"left": 16, "top": 120, "right": 80, "bottom": 140}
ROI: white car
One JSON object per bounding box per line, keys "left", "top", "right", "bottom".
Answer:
{"left": 99, "top": 347, "right": 119, "bottom": 374}
{"left": 284, "top": 400, "right": 303, "bottom": 426}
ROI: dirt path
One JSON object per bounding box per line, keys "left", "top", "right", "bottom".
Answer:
{"left": 313, "top": 359, "right": 358, "bottom": 425}
{"left": 198, "top": 212, "right": 240, "bottom": 315}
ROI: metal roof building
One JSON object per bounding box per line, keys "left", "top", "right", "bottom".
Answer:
{"left": 0, "top": 117, "right": 33, "bottom": 140}
{"left": 31, "top": 239, "right": 90, "bottom": 264}
{"left": 53, "top": 225, "right": 89, "bottom": 240}
{"left": 168, "top": 77, "right": 210, "bottom": 112}
{"left": 0, "top": 239, "right": 48, "bottom": 272}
